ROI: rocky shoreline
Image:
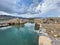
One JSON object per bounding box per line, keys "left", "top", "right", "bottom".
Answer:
{"left": 0, "top": 18, "right": 60, "bottom": 38}
{"left": 0, "top": 18, "right": 60, "bottom": 45}
{"left": 0, "top": 17, "right": 60, "bottom": 27}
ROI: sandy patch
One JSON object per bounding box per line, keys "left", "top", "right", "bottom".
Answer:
{"left": 39, "top": 36, "right": 52, "bottom": 45}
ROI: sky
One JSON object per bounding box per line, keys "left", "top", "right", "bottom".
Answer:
{"left": 0, "top": 0, "right": 60, "bottom": 18}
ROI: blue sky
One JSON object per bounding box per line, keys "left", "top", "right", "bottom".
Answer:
{"left": 0, "top": 0, "right": 60, "bottom": 18}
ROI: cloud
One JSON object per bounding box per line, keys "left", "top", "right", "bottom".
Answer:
{"left": 0, "top": 0, "right": 18, "bottom": 13}
{"left": 0, "top": 0, "right": 60, "bottom": 18}
{"left": 35, "top": 0, "right": 60, "bottom": 17}
{"left": 36, "top": 0, "right": 60, "bottom": 13}
{"left": 0, "top": 0, "right": 43, "bottom": 14}
{"left": 0, "top": 11, "right": 10, "bottom": 15}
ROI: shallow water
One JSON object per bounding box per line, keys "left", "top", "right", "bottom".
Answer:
{"left": 0, "top": 23, "right": 38, "bottom": 45}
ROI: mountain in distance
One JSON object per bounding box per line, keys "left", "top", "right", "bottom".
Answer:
{"left": 0, "top": 15, "right": 30, "bottom": 20}
{"left": 0, "top": 15, "right": 60, "bottom": 19}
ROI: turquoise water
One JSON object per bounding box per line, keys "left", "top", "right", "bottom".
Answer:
{"left": 0, "top": 23, "right": 38, "bottom": 45}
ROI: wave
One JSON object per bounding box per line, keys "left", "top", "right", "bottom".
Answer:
{"left": 0, "top": 26, "right": 12, "bottom": 30}
{"left": 24, "top": 23, "right": 35, "bottom": 27}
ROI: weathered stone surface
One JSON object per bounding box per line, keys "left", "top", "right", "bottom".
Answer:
{"left": 35, "top": 23, "right": 40, "bottom": 30}
{"left": 0, "top": 18, "right": 25, "bottom": 27}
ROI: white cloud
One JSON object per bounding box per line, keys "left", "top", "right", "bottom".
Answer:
{"left": 0, "top": 0, "right": 60, "bottom": 18}
{"left": 0, "top": 11, "right": 18, "bottom": 17}
{"left": 0, "top": 11, "right": 10, "bottom": 15}
{"left": 19, "top": 13, "right": 39, "bottom": 18}
{"left": 0, "top": 11, "right": 40, "bottom": 18}
{"left": 0, "top": 0, "right": 20, "bottom": 13}
{"left": 36, "top": 0, "right": 60, "bottom": 14}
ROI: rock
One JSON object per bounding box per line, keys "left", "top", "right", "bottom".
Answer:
{"left": 35, "top": 23, "right": 40, "bottom": 30}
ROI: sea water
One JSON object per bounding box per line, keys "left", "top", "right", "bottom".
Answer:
{"left": 0, "top": 23, "right": 38, "bottom": 45}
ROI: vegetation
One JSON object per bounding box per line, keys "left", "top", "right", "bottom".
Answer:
{"left": 28, "top": 18, "right": 34, "bottom": 23}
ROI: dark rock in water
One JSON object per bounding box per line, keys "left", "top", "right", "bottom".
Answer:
{"left": 35, "top": 23, "right": 40, "bottom": 30}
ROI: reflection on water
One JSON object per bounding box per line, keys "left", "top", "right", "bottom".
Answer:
{"left": 0, "top": 23, "right": 38, "bottom": 45}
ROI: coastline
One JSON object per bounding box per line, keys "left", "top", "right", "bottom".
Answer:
{"left": 38, "top": 28, "right": 52, "bottom": 45}
{"left": 0, "top": 18, "right": 60, "bottom": 45}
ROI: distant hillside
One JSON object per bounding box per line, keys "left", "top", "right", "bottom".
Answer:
{"left": 0, "top": 15, "right": 60, "bottom": 19}
{"left": 0, "top": 15, "right": 16, "bottom": 18}
{"left": 0, "top": 15, "right": 17, "bottom": 21}
{"left": 0, "top": 15, "right": 29, "bottom": 19}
